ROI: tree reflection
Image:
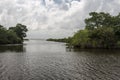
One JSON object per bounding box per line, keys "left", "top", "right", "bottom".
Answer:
{"left": 66, "top": 46, "right": 120, "bottom": 54}
{"left": 0, "top": 45, "right": 26, "bottom": 52}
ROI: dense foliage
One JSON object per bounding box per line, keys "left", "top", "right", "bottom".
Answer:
{"left": 48, "top": 12, "right": 120, "bottom": 49}
{"left": 70, "top": 12, "right": 120, "bottom": 49}
{"left": 0, "top": 23, "right": 28, "bottom": 44}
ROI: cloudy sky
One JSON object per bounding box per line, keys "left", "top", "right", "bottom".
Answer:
{"left": 0, "top": 0, "right": 120, "bottom": 39}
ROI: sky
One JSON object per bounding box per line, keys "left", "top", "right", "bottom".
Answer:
{"left": 0, "top": 0, "right": 120, "bottom": 39}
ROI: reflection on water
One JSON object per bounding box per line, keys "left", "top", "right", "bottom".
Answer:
{"left": 0, "top": 40, "right": 120, "bottom": 80}
{"left": 66, "top": 47, "right": 120, "bottom": 54}
{"left": 0, "top": 44, "right": 26, "bottom": 52}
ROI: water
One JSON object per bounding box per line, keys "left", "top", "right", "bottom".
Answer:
{"left": 0, "top": 40, "right": 120, "bottom": 80}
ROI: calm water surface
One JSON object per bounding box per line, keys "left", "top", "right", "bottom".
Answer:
{"left": 0, "top": 40, "right": 120, "bottom": 80}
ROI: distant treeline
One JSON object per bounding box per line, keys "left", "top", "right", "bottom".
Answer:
{"left": 0, "top": 23, "right": 28, "bottom": 44}
{"left": 47, "top": 12, "right": 120, "bottom": 49}
{"left": 47, "top": 37, "right": 71, "bottom": 43}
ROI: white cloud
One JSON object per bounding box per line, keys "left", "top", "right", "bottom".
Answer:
{"left": 0, "top": 0, "right": 120, "bottom": 38}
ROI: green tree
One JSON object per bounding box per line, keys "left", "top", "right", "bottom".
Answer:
{"left": 0, "top": 25, "right": 4, "bottom": 28}
{"left": 9, "top": 23, "right": 28, "bottom": 41}
{"left": 71, "top": 29, "right": 90, "bottom": 48}
{"left": 69, "top": 12, "right": 120, "bottom": 48}
{"left": 112, "top": 14, "right": 120, "bottom": 40}
{"left": 0, "top": 24, "right": 28, "bottom": 44}
{"left": 0, "top": 27, "right": 9, "bottom": 44}
{"left": 85, "top": 12, "right": 112, "bottom": 30}
{"left": 7, "top": 30, "right": 22, "bottom": 44}
{"left": 89, "top": 27, "right": 117, "bottom": 48}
